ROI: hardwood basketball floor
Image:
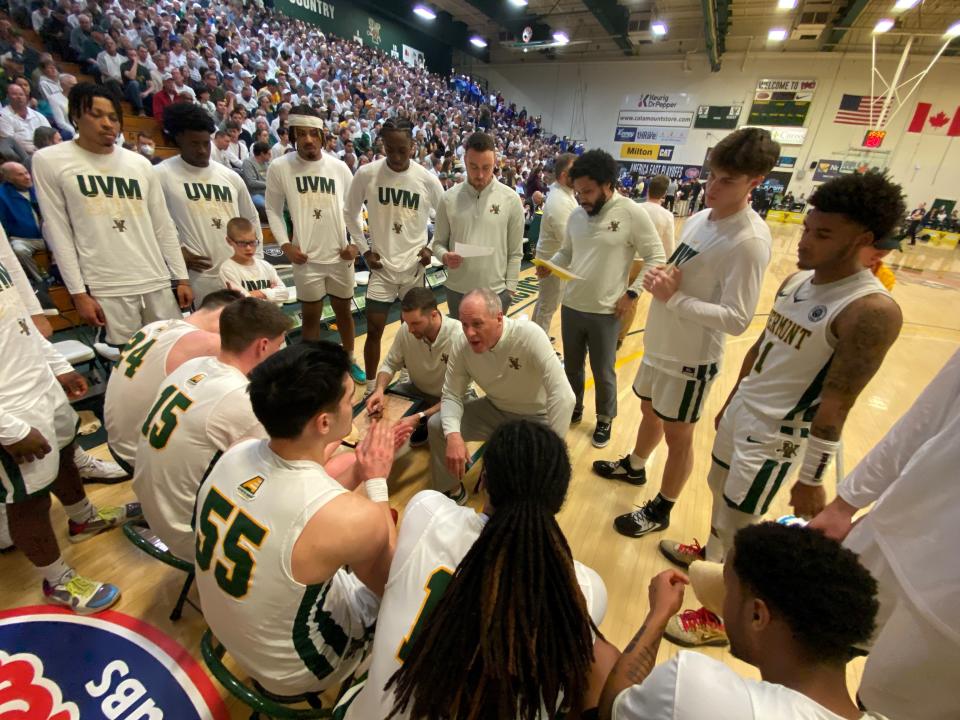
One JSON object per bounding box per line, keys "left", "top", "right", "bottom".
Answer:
{"left": 3, "top": 219, "right": 957, "bottom": 715}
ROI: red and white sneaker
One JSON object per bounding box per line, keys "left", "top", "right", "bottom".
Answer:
{"left": 659, "top": 538, "right": 706, "bottom": 568}
{"left": 665, "top": 607, "right": 729, "bottom": 647}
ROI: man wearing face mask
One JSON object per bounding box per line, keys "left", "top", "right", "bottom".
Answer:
{"left": 540, "top": 149, "right": 665, "bottom": 449}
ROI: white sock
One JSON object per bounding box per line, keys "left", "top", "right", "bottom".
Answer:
{"left": 39, "top": 556, "right": 73, "bottom": 585}
{"left": 628, "top": 453, "right": 647, "bottom": 471}
{"left": 366, "top": 380, "right": 377, "bottom": 393}
{"left": 63, "top": 498, "right": 96, "bottom": 524}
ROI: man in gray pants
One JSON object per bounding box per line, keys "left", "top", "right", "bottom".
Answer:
{"left": 539, "top": 149, "right": 664, "bottom": 449}
{"left": 428, "top": 288, "right": 574, "bottom": 503}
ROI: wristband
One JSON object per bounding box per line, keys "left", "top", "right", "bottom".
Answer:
{"left": 797, "top": 436, "right": 840, "bottom": 486}
{"left": 363, "top": 477, "right": 389, "bottom": 503}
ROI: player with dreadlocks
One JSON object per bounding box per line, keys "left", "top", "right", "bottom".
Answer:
{"left": 335, "top": 419, "right": 618, "bottom": 720}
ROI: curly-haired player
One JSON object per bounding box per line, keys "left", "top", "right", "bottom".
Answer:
{"left": 657, "top": 170, "right": 904, "bottom": 646}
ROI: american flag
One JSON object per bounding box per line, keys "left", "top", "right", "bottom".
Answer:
{"left": 834, "top": 94, "right": 890, "bottom": 126}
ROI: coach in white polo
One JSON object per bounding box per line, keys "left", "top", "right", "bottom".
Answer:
{"left": 428, "top": 288, "right": 574, "bottom": 503}
{"left": 432, "top": 132, "right": 524, "bottom": 320}
{"left": 531, "top": 152, "right": 578, "bottom": 335}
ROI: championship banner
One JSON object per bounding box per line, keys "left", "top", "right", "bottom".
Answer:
{"left": 402, "top": 44, "right": 424, "bottom": 68}
{"left": 694, "top": 104, "right": 742, "bottom": 129}
{"left": 0, "top": 606, "right": 229, "bottom": 720}
{"left": 748, "top": 79, "right": 817, "bottom": 127}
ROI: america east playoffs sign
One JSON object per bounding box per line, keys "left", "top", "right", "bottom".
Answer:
{"left": 0, "top": 606, "right": 228, "bottom": 719}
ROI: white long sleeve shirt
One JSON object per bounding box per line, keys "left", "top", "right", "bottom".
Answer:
{"left": 551, "top": 193, "right": 665, "bottom": 315}
{"left": 265, "top": 151, "right": 354, "bottom": 264}
{"left": 156, "top": 156, "right": 263, "bottom": 287}
{"left": 432, "top": 179, "right": 524, "bottom": 294}
{"left": 344, "top": 158, "right": 443, "bottom": 273}
{"left": 643, "top": 207, "right": 771, "bottom": 367}
{"left": 219, "top": 257, "right": 288, "bottom": 303}
{"left": 380, "top": 315, "right": 462, "bottom": 398}
{"left": 440, "top": 316, "right": 574, "bottom": 438}
{"left": 840, "top": 349, "right": 960, "bottom": 645}
{"left": 0, "top": 106, "right": 51, "bottom": 154}
{"left": 33, "top": 141, "right": 188, "bottom": 297}
{"left": 535, "top": 181, "right": 577, "bottom": 259}
{"left": 0, "top": 227, "right": 73, "bottom": 444}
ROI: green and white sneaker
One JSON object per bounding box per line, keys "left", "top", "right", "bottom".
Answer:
{"left": 68, "top": 503, "right": 143, "bottom": 543}
{"left": 43, "top": 573, "right": 120, "bottom": 614}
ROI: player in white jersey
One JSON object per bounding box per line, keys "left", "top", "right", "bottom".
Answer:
{"left": 657, "top": 170, "right": 904, "bottom": 647}
{"left": 194, "top": 342, "right": 405, "bottom": 696}
{"left": 134, "top": 298, "right": 291, "bottom": 560}
{"left": 219, "top": 217, "right": 289, "bottom": 303}
{"left": 265, "top": 105, "right": 365, "bottom": 383}
{"left": 343, "top": 118, "right": 444, "bottom": 392}
{"left": 339, "top": 421, "right": 618, "bottom": 719}
{"left": 594, "top": 128, "right": 780, "bottom": 539}
{"left": 32, "top": 84, "right": 193, "bottom": 345}
{"left": 156, "top": 103, "right": 263, "bottom": 304}
{"left": 600, "top": 523, "right": 887, "bottom": 720}
{"left": 0, "top": 227, "right": 140, "bottom": 613}
{"left": 104, "top": 289, "right": 242, "bottom": 472}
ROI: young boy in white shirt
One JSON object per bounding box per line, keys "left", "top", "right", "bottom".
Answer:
{"left": 219, "top": 217, "right": 289, "bottom": 304}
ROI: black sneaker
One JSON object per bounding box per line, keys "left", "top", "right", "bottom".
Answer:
{"left": 614, "top": 501, "right": 670, "bottom": 538}
{"left": 571, "top": 409, "right": 583, "bottom": 425}
{"left": 592, "top": 421, "right": 612, "bottom": 448}
{"left": 409, "top": 420, "right": 428, "bottom": 447}
{"left": 443, "top": 483, "right": 468, "bottom": 506}
{"left": 592, "top": 456, "right": 646, "bottom": 485}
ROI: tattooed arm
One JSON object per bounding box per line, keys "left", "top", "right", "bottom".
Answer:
{"left": 599, "top": 570, "right": 688, "bottom": 720}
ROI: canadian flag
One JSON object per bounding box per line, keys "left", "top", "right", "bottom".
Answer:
{"left": 907, "top": 103, "right": 960, "bottom": 136}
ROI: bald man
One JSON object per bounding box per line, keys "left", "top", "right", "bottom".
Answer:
{"left": 0, "top": 161, "right": 45, "bottom": 285}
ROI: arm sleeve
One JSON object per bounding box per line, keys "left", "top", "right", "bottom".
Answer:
{"left": 663, "top": 236, "right": 770, "bottom": 336}
{"left": 504, "top": 195, "right": 524, "bottom": 292}
{"left": 439, "top": 336, "right": 471, "bottom": 435}
{"left": 378, "top": 331, "right": 405, "bottom": 379}
{"left": 233, "top": 179, "right": 264, "bottom": 250}
{"left": 628, "top": 204, "right": 666, "bottom": 296}
{"left": 39, "top": 334, "right": 74, "bottom": 376}
{"left": 0, "top": 226, "right": 42, "bottom": 315}
{"left": 33, "top": 150, "right": 87, "bottom": 294}
{"left": 431, "top": 192, "right": 451, "bottom": 257}
{"left": 839, "top": 349, "right": 960, "bottom": 508}
{"left": 218, "top": 262, "right": 249, "bottom": 296}
{"left": 147, "top": 168, "right": 189, "bottom": 280}
{"left": 264, "top": 162, "right": 291, "bottom": 247}
{"left": 535, "top": 206, "right": 556, "bottom": 259}
{"left": 262, "top": 263, "right": 289, "bottom": 302}
{"left": 343, "top": 164, "right": 368, "bottom": 253}
{"left": 0, "top": 407, "right": 31, "bottom": 445}
{"left": 610, "top": 658, "right": 679, "bottom": 720}
{"left": 548, "top": 218, "right": 574, "bottom": 269}
{"left": 531, "top": 326, "right": 575, "bottom": 437}
{"left": 426, "top": 173, "right": 444, "bottom": 219}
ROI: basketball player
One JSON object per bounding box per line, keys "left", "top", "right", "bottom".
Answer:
{"left": 618, "top": 174, "right": 676, "bottom": 348}
{"left": 134, "top": 298, "right": 290, "bottom": 560}
{"left": 156, "top": 103, "right": 263, "bottom": 304}
{"left": 104, "top": 289, "right": 242, "bottom": 472}
{"left": 338, "top": 421, "right": 617, "bottom": 719}
{"left": 265, "top": 105, "right": 365, "bottom": 383}
{"left": 594, "top": 128, "right": 779, "bottom": 539}
{"left": 657, "top": 170, "right": 904, "bottom": 646}
{"left": 599, "top": 524, "right": 883, "bottom": 720}
{"left": 365, "top": 287, "right": 462, "bottom": 448}
{"left": 530, "top": 152, "right": 577, "bottom": 336}
{"left": 343, "top": 118, "right": 443, "bottom": 393}
{"left": 1, "top": 227, "right": 139, "bottom": 613}
{"left": 540, "top": 149, "right": 664, "bottom": 448}
{"left": 428, "top": 288, "right": 574, "bottom": 504}
{"left": 194, "top": 342, "right": 401, "bottom": 696}
{"left": 433, "top": 132, "right": 524, "bottom": 319}
{"left": 32, "top": 83, "right": 193, "bottom": 345}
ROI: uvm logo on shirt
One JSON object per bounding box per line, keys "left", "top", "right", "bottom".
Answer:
{"left": 490, "top": 204, "right": 500, "bottom": 215}
{"left": 509, "top": 356, "right": 521, "bottom": 370}
{"left": 441, "top": 352, "right": 449, "bottom": 364}
{"left": 76, "top": 175, "right": 142, "bottom": 200}
{"left": 393, "top": 222, "right": 403, "bottom": 234}
{"left": 378, "top": 187, "right": 420, "bottom": 210}
{"left": 296, "top": 176, "right": 336, "bottom": 194}
{"left": 238, "top": 475, "right": 265, "bottom": 500}
{"left": 608, "top": 220, "right": 620, "bottom": 232}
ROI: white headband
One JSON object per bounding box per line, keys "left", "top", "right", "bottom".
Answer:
{"left": 288, "top": 114, "right": 325, "bottom": 129}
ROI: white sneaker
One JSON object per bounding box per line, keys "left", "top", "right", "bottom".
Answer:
{"left": 0, "top": 504, "right": 12, "bottom": 551}
{"left": 74, "top": 448, "right": 129, "bottom": 483}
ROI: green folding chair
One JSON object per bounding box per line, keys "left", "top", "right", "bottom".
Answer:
{"left": 121, "top": 518, "right": 196, "bottom": 621}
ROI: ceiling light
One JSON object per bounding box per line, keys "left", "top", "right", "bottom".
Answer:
{"left": 893, "top": 0, "right": 920, "bottom": 10}
{"left": 469, "top": 35, "right": 488, "bottom": 48}
{"left": 777, "top": 0, "right": 797, "bottom": 8}
{"left": 509, "top": 0, "right": 529, "bottom": 6}
{"left": 651, "top": 21, "right": 668, "bottom": 36}
{"left": 768, "top": 28, "right": 788, "bottom": 41}
{"left": 552, "top": 30, "right": 569, "bottom": 44}
{"left": 946, "top": 21, "right": 960, "bottom": 38}
{"left": 874, "top": 18, "right": 895, "bottom": 33}
{"left": 413, "top": 4, "right": 436, "bottom": 20}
